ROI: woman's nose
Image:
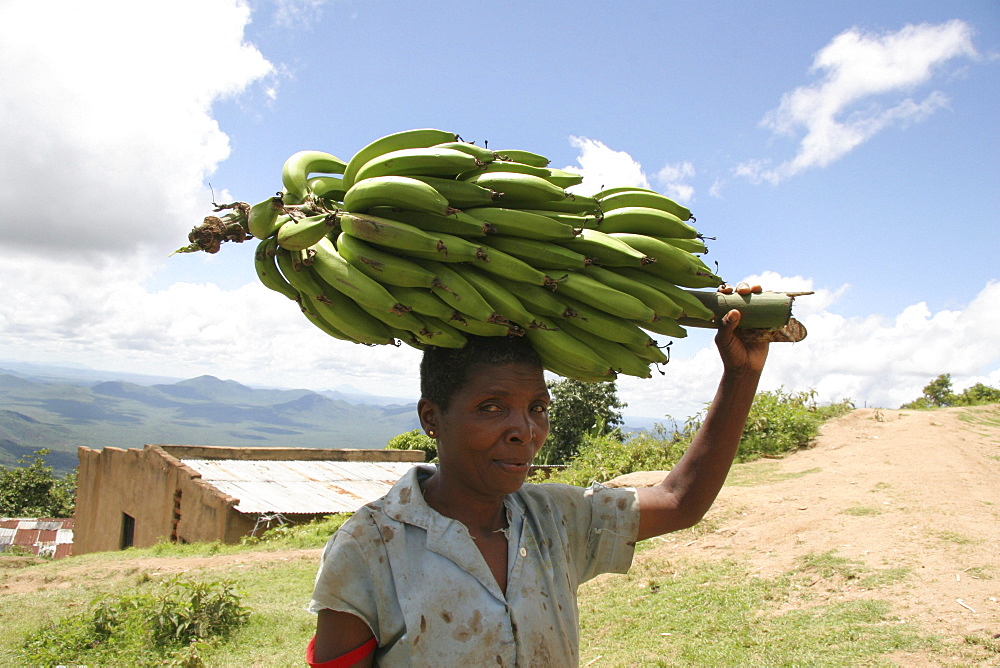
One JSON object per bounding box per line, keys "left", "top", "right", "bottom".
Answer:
{"left": 506, "top": 411, "right": 537, "bottom": 443}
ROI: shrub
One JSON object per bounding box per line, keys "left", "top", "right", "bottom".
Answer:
{"left": 542, "top": 389, "right": 854, "bottom": 485}
{"left": 385, "top": 429, "right": 437, "bottom": 462}
{"left": 19, "top": 577, "right": 251, "bottom": 666}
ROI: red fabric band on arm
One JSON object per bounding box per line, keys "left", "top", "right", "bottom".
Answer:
{"left": 306, "top": 634, "right": 377, "bottom": 668}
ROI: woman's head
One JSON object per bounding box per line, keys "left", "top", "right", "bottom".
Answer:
{"left": 417, "top": 335, "right": 549, "bottom": 498}
{"left": 420, "top": 334, "right": 543, "bottom": 412}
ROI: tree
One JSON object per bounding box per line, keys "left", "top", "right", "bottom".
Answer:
{"left": 537, "top": 379, "right": 627, "bottom": 465}
{"left": 385, "top": 429, "right": 438, "bottom": 462}
{"left": 900, "top": 374, "right": 1000, "bottom": 409}
{"left": 0, "top": 449, "right": 76, "bottom": 517}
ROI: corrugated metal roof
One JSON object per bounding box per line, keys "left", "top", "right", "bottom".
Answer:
{"left": 181, "top": 459, "right": 417, "bottom": 515}
{"left": 0, "top": 518, "right": 74, "bottom": 558}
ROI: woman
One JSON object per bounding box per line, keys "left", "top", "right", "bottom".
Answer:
{"left": 308, "top": 309, "right": 768, "bottom": 666}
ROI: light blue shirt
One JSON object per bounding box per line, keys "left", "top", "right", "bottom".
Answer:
{"left": 310, "top": 465, "right": 640, "bottom": 667}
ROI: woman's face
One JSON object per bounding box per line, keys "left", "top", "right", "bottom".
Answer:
{"left": 419, "top": 362, "right": 550, "bottom": 498}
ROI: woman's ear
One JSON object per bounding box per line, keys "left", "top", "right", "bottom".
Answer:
{"left": 417, "top": 398, "right": 439, "bottom": 437}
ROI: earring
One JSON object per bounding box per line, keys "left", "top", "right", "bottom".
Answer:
{"left": 427, "top": 429, "right": 436, "bottom": 438}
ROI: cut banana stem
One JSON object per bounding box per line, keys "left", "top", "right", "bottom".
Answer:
{"left": 678, "top": 290, "right": 808, "bottom": 336}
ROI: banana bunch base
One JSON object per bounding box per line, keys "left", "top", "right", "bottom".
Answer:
{"left": 181, "top": 128, "right": 805, "bottom": 382}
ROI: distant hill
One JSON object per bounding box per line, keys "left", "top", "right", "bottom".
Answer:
{"left": 0, "top": 369, "right": 419, "bottom": 474}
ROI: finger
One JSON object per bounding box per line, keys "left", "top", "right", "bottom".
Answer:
{"left": 721, "top": 308, "right": 741, "bottom": 331}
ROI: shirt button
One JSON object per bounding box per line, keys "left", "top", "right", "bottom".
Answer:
{"left": 519, "top": 547, "right": 527, "bottom": 557}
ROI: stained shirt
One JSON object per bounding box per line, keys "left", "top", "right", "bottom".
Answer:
{"left": 309, "top": 464, "right": 641, "bottom": 667}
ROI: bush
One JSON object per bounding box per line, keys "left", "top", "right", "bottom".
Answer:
{"left": 900, "top": 374, "right": 1000, "bottom": 409}
{"left": 385, "top": 429, "right": 437, "bottom": 462}
{"left": 542, "top": 389, "right": 854, "bottom": 485}
{"left": 0, "top": 449, "right": 76, "bottom": 517}
{"left": 239, "top": 514, "right": 351, "bottom": 549}
{"left": 737, "top": 388, "right": 854, "bottom": 462}
{"left": 19, "top": 577, "right": 251, "bottom": 666}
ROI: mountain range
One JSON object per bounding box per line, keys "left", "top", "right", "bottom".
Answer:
{"left": 0, "top": 365, "right": 420, "bottom": 474}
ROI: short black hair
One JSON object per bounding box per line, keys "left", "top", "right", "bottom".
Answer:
{"left": 420, "top": 335, "right": 542, "bottom": 412}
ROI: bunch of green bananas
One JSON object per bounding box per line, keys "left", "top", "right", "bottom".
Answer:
{"left": 196, "top": 128, "right": 771, "bottom": 382}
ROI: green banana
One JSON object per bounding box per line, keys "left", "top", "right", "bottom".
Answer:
{"left": 597, "top": 189, "right": 693, "bottom": 221}
{"left": 592, "top": 185, "right": 658, "bottom": 199}
{"left": 282, "top": 150, "right": 348, "bottom": 201}
{"left": 550, "top": 271, "right": 656, "bottom": 321}
{"left": 637, "top": 315, "right": 688, "bottom": 338}
{"left": 450, "top": 264, "right": 536, "bottom": 326}
{"left": 443, "top": 313, "right": 522, "bottom": 338}
{"left": 491, "top": 148, "right": 550, "bottom": 167}
{"left": 525, "top": 318, "right": 614, "bottom": 377}
{"left": 474, "top": 244, "right": 552, "bottom": 286}
{"left": 418, "top": 316, "right": 495, "bottom": 347}
{"left": 544, "top": 168, "right": 584, "bottom": 188}
{"left": 336, "top": 232, "right": 441, "bottom": 288}
{"left": 503, "top": 194, "right": 600, "bottom": 214}
{"left": 492, "top": 277, "right": 576, "bottom": 320}
{"left": 463, "top": 171, "right": 566, "bottom": 203}
{"left": 353, "top": 146, "right": 482, "bottom": 183}
{"left": 410, "top": 259, "right": 504, "bottom": 324}
{"left": 342, "top": 128, "right": 458, "bottom": 189}
{"left": 557, "top": 294, "right": 656, "bottom": 348}
{"left": 656, "top": 236, "right": 709, "bottom": 255}
{"left": 275, "top": 212, "right": 339, "bottom": 251}
{"left": 609, "top": 233, "right": 722, "bottom": 287}
{"left": 518, "top": 210, "right": 599, "bottom": 229}
{"left": 463, "top": 207, "right": 578, "bottom": 241}
{"left": 339, "top": 212, "right": 481, "bottom": 262}
{"left": 470, "top": 160, "right": 551, "bottom": 179}
{"left": 254, "top": 238, "right": 299, "bottom": 300}
{"left": 310, "top": 237, "right": 407, "bottom": 315}
{"left": 580, "top": 264, "right": 683, "bottom": 319}
{"left": 355, "top": 298, "right": 429, "bottom": 335}
{"left": 597, "top": 206, "right": 699, "bottom": 239}
{"left": 248, "top": 194, "right": 287, "bottom": 240}
{"left": 406, "top": 175, "right": 500, "bottom": 208}
{"left": 480, "top": 235, "right": 590, "bottom": 270}
{"left": 297, "top": 293, "right": 352, "bottom": 342}
{"left": 431, "top": 141, "right": 495, "bottom": 163}
{"left": 385, "top": 285, "right": 456, "bottom": 320}
{"left": 558, "top": 228, "right": 653, "bottom": 267}
{"left": 370, "top": 207, "right": 493, "bottom": 238}
{"left": 307, "top": 176, "right": 348, "bottom": 203}
{"left": 275, "top": 249, "right": 395, "bottom": 345}
{"left": 537, "top": 350, "right": 616, "bottom": 383}
{"left": 557, "top": 320, "right": 652, "bottom": 379}
{"left": 614, "top": 268, "right": 716, "bottom": 320}
{"left": 343, "top": 175, "right": 452, "bottom": 216}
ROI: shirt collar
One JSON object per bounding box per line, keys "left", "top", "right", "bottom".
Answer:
{"left": 381, "top": 463, "right": 527, "bottom": 530}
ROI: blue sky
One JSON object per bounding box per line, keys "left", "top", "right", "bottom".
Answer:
{"left": 1, "top": 0, "right": 997, "bottom": 420}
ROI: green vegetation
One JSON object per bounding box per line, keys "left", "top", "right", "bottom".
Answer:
{"left": 537, "top": 378, "right": 626, "bottom": 465}
{"left": 385, "top": 428, "right": 437, "bottom": 462}
{"left": 17, "top": 577, "right": 251, "bottom": 666}
{"left": 541, "top": 389, "right": 854, "bottom": 486}
{"left": 0, "top": 449, "right": 76, "bottom": 517}
{"left": 578, "top": 556, "right": 930, "bottom": 665}
{"left": 900, "top": 373, "right": 1000, "bottom": 409}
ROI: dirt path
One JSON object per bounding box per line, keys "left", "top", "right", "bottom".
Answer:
{"left": 630, "top": 405, "right": 1000, "bottom": 663}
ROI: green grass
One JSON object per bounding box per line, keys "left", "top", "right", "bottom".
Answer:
{"left": 578, "top": 557, "right": 930, "bottom": 666}
{"left": 843, "top": 504, "right": 883, "bottom": 516}
{"left": 725, "top": 462, "right": 822, "bottom": 487}
{"left": 958, "top": 404, "right": 1000, "bottom": 430}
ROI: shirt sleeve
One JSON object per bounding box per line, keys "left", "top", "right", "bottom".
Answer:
{"left": 529, "top": 481, "right": 640, "bottom": 585}
{"left": 308, "top": 516, "right": 380, "bottom": 638}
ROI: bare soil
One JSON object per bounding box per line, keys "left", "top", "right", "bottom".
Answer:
{"left": 619, "top": 405, "right": 1000, "bottom": 665}
{"left": 3, "top": 406, "right": 997, "bottom": 664}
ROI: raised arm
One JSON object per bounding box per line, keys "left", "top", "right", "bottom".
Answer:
{"left": 635, "top": 309, "right": 769, "bottom": 541}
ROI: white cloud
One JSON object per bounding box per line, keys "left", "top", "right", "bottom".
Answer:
{"left": 562, "top": 136, "right": 651, "bottom": 196}
{"left": 737, "top": 20, "right": 977, "bottom": 184}
{"left": 273, "top": 0, "right": 331, "bottom": 28}
{"left": 0, "top": 0, "right": 274, "bottom": 259}
{"left": 0, "top": 253, "right": 423, "bottom": 396}
{"left": 563, "top": 137, "right": 698, "bottom": 205}
{"left": 619, "top": 277, "right": 1000, "bottom": 419}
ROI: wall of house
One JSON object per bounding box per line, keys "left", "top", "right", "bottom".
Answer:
{"left": 74, "top": 445, "right": 240, "bottom": 555}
